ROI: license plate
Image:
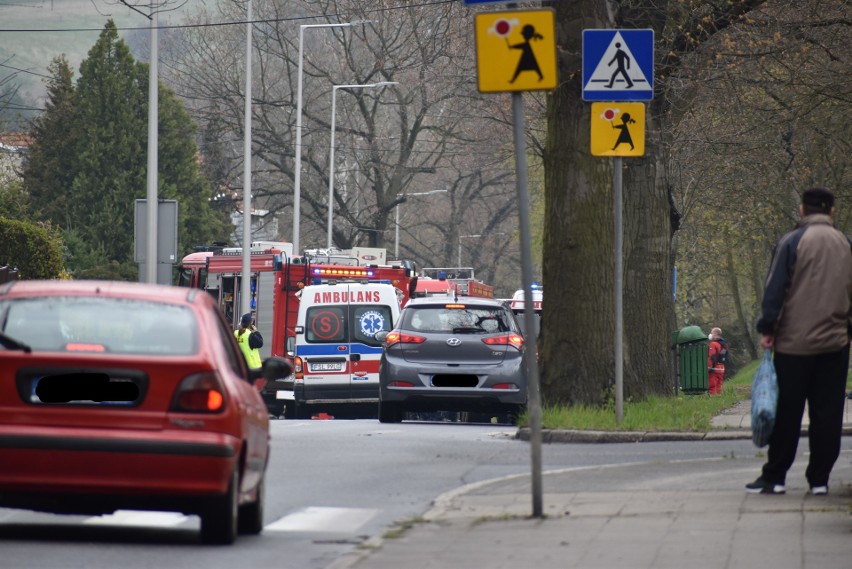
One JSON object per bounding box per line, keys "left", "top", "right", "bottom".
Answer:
{"left": 310, "top": 362, "right": 344, "bottom": 372}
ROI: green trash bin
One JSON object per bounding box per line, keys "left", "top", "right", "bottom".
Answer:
{"left": 674, "top": 325, "right": 708, "bottom": 394}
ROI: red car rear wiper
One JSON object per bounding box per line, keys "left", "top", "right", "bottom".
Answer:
{"left": 0, "top": 330, "right": 32, "bottom": 353}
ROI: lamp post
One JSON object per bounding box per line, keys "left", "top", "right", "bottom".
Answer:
{"left": 327, "top": 81, "right": 397, "bottom": 249}
{"left": 293, "top": 22, "right": 361, "bottom": 255}
{"left": 394, "top": 189, "right": 448, "bottom": 259}
{"left": 240, "top": 0, "right": 253, "bottom": 318}
{"left": 144, "top": 5, "right": 158, "bottom": 284}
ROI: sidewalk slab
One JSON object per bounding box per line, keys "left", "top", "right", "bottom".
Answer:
{"left": 331, "top": 396, "right": 852, "bottom": 569}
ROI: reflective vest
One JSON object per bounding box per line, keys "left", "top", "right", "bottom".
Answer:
{"left": 235, "top": 328, "right": 262, "bottom": 369}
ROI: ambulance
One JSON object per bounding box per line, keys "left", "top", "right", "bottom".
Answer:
{"left": 291, "top": 280, "right": 402, "bottom": 418}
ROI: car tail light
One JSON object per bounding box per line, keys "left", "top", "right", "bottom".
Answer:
{"left": 482, "top": 334, "right": 524, "bottom": 351}
{"left": 492, "top": 383, "right": 519, "bottom": 390}
{"left": 294, "top": 356, "right": 304, "bottom": 380}
{"left": 170, "top": 372, "right": 226, "bottom": 413}
{"left": 384, "top": 331, "right": 426, "bottom": 348}
{"left": 387, "top": 381, "right": 415, "bottom": 388}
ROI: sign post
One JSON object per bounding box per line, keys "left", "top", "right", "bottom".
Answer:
{"left": 583, "top": 30, "right": 653, "bottom": 425}
{"left": 472, "top": 3, "right": 557, "bottom": 519}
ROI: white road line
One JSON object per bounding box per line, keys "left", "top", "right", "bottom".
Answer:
{"left": 264, "top": 507, "right": 377, "bottom": 533}
{"left": 83, "top": 510, "right": 189, "bottom": 527}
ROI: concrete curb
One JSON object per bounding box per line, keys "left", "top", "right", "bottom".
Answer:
{"left": 515, "top": 426, "right": 852, "bottom": 443}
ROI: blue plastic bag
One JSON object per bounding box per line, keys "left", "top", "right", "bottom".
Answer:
{"left": 751, "top": 350, "right": 779, "bottom": 448}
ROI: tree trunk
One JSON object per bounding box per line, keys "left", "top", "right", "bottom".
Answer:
{"left": 541, "top": 1, "right": 614, "bottom": 406}
{"left": 622, "top": 150, "right": 677, "bottom": 398}
{"left": 542, "top": 1, "right": 676, "bottom": 406}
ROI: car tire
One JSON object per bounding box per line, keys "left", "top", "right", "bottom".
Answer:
{"left": 292, "top": 400, "right": 310, "bottom": 420}
{"left": 378, "top": 400, "right": 402, "bottom": 423}
{"left": 237, "top": 473, "right": 264, "bottom": 535}
{"left": 200, "top": 468, "right": 239, "bottom": 545}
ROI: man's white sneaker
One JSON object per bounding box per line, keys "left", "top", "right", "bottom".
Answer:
{"left": 809, "top": 485, "right": 828, "bottom": 496}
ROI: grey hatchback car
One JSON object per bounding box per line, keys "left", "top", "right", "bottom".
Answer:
{"left": 377, "top": 296, "right": 528, "bottom": 424}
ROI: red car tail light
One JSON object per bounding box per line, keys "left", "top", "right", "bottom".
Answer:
{"left": 387, "top": 381, "right": 415, "bottom": 388}
{"left": 170, "top": 372, "right": 227, "bottom": 413}
{"left": 384, "top": 331, "right": 426, "bottom": 348}
{"left": 482, "top": 334, "right": 525, "bottom": 351}
{"left": 294, "top": 356, "right": 304, "bottom": 380}
{"left": 492, "top": 383, "right": 518, "bottom": 390}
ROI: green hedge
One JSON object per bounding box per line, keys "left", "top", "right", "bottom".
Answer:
{"left": 0, "top": 218, "right": 65, "bottom": 280}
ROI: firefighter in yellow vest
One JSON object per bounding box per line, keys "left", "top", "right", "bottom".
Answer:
{"left": 235, "top": 312, "right": 263, "bottom": 369}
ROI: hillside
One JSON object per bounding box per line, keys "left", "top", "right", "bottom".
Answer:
{"left": 0, "top": 0, "right": 209, "bottom": 127}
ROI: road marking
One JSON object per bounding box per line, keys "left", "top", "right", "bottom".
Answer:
{"left": 264, "top": 507, "right": 377, "bottom": 533}
{"left": 84, "top": 510, "right": 188, "bottom": 527}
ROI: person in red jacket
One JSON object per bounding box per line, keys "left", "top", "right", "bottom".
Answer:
{"left": 707, "top": 327, "right": 727, "bottom": 395}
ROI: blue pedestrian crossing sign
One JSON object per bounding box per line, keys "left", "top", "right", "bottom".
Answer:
{"left": 583, "top": 29, "right": 654, "bottom": 101}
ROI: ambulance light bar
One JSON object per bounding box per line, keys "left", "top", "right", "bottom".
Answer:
{"left": 311, "top": 267, "right": 375, "bottom": 278}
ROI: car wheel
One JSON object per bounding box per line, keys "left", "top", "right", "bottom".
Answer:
{"left": 237, "top": 473, "right": 264, "bottom": 535}
{"left": 292, "top": 400, "right": 310, "bottom": 419}
{"left": 200, "top": 468, "right": 239, "bottom": 545}
{"left": 378, "top": 400, "right": 402, "bottom": 423}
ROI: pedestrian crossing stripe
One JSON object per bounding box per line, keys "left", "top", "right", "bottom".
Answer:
{"left": 582, "top": 29, "right": 654, "bottom": 101}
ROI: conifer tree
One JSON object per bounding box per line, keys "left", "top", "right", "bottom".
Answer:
{"left": 22, "top": 20, "right": 228, "bottom": 279}
{"left": 23, "top": 56, "right": 78, "bottom": 227}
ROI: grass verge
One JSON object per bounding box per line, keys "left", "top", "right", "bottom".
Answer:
{"left": 529, "top": 359, "right": 760, "bottom": 432}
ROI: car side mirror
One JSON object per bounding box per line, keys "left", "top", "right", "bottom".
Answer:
{"left": 261, "top": 356, "right": 293, "bottom": 381}
{"left": 375, "top": 330, "right": 388, "bottom": 343}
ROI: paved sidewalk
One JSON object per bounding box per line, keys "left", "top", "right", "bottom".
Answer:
{"left": 331, "top": 397, "right": 852, "bottom": 569}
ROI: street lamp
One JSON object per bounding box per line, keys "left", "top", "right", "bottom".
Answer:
{"left": 394, "top": 189, "right": 448, "bottom": 259}
{"left": 293, "top": 22, "right": 362, "bottom": 255}
{"left": 327, "top": 81, "right": 397, "bottom": 249}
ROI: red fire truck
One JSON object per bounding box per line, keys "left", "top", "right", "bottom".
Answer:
{"left": 178, "top": 243, "right": 417, "bottom": 356}
{"left": 176, "top": 243, "right": 418, "bottom": 417}
{"left": 413, "top": 267, "right": 494, "bottom": 299}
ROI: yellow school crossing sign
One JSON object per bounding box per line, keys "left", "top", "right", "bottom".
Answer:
{"left": 590, "top": 102, "right": 645, "bottom": 156}
{"left": 475, "top": 10, "right": 557, "bottom": 93}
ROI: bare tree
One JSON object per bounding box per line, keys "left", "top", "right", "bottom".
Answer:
{"left": 159, "top": 0, "right": 520, "bottom": 284}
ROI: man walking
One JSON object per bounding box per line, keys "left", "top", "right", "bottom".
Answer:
{"left": 747, "top": 187, "right": 852, "bottom": 495}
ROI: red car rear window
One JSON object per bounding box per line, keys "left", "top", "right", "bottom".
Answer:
{"left": 0, "top": 297, "right": 198, "bottom": 355}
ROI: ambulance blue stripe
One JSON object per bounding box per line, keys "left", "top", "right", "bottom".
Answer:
{"left": 296, "top": 344, "right": 383, "bottom": 356}
{"left": 297, "top": 345, "right": 348, "bottom": 356}
{"left": 350, "top": 345, "right": 383, "bottom": 355}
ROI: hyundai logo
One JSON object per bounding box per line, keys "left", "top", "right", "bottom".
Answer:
{"left": 446, "top": 338, "right": 461, "bottom": 347}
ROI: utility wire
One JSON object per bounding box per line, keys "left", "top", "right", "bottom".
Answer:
{"left": 0, "top": 0, "right": 456, "bottom": 33}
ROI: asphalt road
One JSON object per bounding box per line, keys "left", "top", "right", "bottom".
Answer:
{"left": 0, "top": 419, "right": 819, "bottom": 569}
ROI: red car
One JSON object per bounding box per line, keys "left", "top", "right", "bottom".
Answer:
{"left": 0, "top": 280, "right": 291, "bottom": 544}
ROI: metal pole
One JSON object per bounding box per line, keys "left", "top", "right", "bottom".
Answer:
{"left": 144, "top": 7, "right": 158, "bottom": 284}
{"left": 394, "top": 204, "right": 399, "bottom": 260}
{"left": 614, "top": 156, "right": 623, "bottom": 424}
{"left": 326, "top": 85, "right": 338, "bottom": 249}
{"left": 293, "top": 25, "right": 306, "bottom": 255}
{"left": 293, "top": 23, "right": 358, "bottom": 255}
{"left": 326, "top": 82, "right": 397, "bottom": 250}
{"left": 241, "top": 0, "right": 253, "bottom": 318}
{"left": 512, "top": 91, "right": 543, "bottom": 518}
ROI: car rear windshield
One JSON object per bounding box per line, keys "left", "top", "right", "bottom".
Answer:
{"left": 403, "top": 305, "right": 513, "bottom": 334}
{"left": 0, "top": 297, "right": 198, "bottom": 355}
